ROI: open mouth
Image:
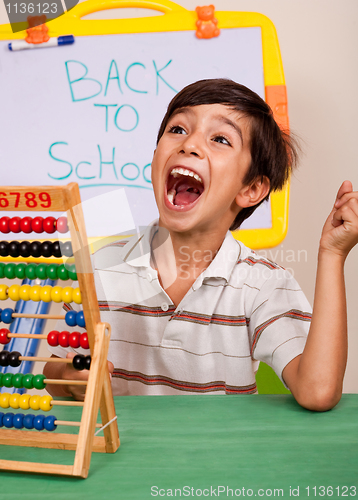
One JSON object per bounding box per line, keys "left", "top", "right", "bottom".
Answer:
{"left": 166, "top": 167, "right": 204, "bottom": 208}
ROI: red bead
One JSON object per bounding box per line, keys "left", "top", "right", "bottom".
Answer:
{"left": 56, "top": 217, "right": 69, "bottom": 233}
{"left": 9, "top": 217, "right": 21, "bottom": 233}
{"left": 47, "top": 331, "right": 59, "bottom": 347}
{"left": 69, "top": 331, "right": 81, "bottom": 348}
{"left": 43, "top": 216, "right": 56, "bottom": 234}
{"left": 31, "top": 217, "right": 44, "bottom": 233}
{"left": 0, "top": 328, "right": 10, "bottom": 345}
{"left": 58, "top": 331, "right": 69, "bottom": 348}
{"left": 0, "top": 217, "right": 10, "bottom": 233}
{"left": 80, "top": 332, "right": 89, "bottom": 350}
{"left": 20, "top": 216, "right": 33, "bottom": 233}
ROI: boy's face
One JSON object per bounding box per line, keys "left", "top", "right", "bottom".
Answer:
{"left": 151, "top": 104, "right": 252, "bottom": 235}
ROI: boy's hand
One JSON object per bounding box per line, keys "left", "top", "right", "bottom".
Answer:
{"left": 319, "top": 180, "right": 358, "bottom": 258}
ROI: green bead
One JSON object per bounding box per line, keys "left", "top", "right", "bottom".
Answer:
{"left": 36, "top": 264, "right": 47, "bottom": 280}
{"left": 13, "top": 373, "right": 23, "bottom": 389}
{"left": 57, "top": 264, "right": 69, "bottom": 281}
{"left": 25, "top": 264, "right": 37, "bottom": 280}
{"left": 3, "top": 373, "right": 13, "bottom": 388}
{"left": 67, "top": 264, "right": 77, "bottom": 281}
{"left": 0, "top": 373, "right": 2, "bottom": 386}
{"left": 0, "top": 263, "right": 5, "bottom": 279}
{"left": 33, "top": 374, "right": 46, "bottom": 390}
{"left": 4, "top": 263, "right": 16, "bottom": 280}
{"left": 46, "top": 264, "right": 58, "bottom": 280}
{"left": 22, "top": 373, "right": 34, "bottom": 389}
{"left": 15, "top": 263, "right": 26, "bottom": 279}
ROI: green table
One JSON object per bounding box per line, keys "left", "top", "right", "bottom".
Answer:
{"left": 1, "top": 395, "right": 357, "bottom": 499}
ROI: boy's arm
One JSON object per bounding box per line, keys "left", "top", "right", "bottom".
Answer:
{"left": 283, "top": 181, "right": 358, "bottom": 411}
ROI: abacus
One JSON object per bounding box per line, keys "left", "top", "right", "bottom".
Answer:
{"left": 0, "top": 184, "right": 119, "bottom": 478}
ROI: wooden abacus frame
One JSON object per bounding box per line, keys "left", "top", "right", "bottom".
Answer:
{"left": 0, "top": 183, "right": 120, "bottom": 478}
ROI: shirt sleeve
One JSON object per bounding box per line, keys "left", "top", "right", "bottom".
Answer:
{"left": 248, "top": 268, "right": 312, "bottom": 388}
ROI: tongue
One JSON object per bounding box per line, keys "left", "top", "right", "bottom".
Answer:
{"left": 174, "top": 182, "right": 201, "bottom": 206}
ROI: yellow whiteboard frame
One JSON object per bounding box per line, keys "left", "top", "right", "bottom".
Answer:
{"left": 0, "top": 0, "right": 290, "bottom": 250}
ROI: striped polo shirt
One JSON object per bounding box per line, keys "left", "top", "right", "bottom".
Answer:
{"left": 50, "top": 225, "right": 312, "bottom": 395}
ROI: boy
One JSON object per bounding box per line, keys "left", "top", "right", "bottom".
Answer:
{"left": 44, "top": 79, "right": 358, "bottom": 411}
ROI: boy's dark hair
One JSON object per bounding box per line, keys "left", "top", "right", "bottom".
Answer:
{"left": 156, "top": 79, "right": 299, "bottom": 230}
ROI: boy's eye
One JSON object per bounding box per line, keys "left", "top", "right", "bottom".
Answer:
{"left": 213, "top": 135, "right": 231, "bottom": 146}
{"left": 168, "top": 125, "right": 186, "bottom": 135}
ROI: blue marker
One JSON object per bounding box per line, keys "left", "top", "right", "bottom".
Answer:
{"left": 8, "top": 35, "right": 74, "bottom": 51}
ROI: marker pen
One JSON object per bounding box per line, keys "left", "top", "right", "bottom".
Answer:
{"left": 8, "top": 35, "right": 74, "bottom": 51}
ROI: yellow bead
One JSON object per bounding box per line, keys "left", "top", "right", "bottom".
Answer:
{"left": 19, "top": 393, "right": 31, "bottom": 410}
{"left": 0, "top": 393, "right": 10, "bottom": 408}
{"left": 51, "top": 286, "right": 63, "bottom": 303}
{"left": 29, "top": 395, "right": 41, "bottom": 411}
{"left": 29, "top": 285, "right": 42, "bottom": 302}
{"left": 0, "top": 284, "right": 8, "bottom": 300}
{"left": 40, "top": 285, "right": 52, "bottom": 303}
{"left": 39, "top": 395, "right": 53, "bottom": 412}
{"left": 9, "top": 393, "right": 20, "bottom": 409}
{"left": 8, "top": 284, "right": 20, "bottom": 301}
{"left": 72, "top": 287, "right": 82, "bottom": 304}
{"left": 19, "top": 284, "right": 31, "bottom": 301}
{"left": 62, "top": 286, "right": 73, "bottom": 303}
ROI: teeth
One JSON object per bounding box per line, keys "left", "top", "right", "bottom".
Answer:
{"left": 167, "top": 189, "right": 175, "bottom": 204}
{"left": 170, "top": 168, "right": 203, "bottom": 184}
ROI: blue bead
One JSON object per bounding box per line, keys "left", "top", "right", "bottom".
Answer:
{"left": 65, "top": 310, "right": 76, "bottom": 327}
{"left": 76, "top": 311, "right": 86, "bottom": 328}
{"left": 3, "top": 413, "right": 14, "bottom": 428}
{"left": 13, "top": 413, "right": 24, "bottom": 429}
{"left": 0, "top": 412, "right": 4, "bottom": 427}
{"left": 23, "top": 414, "right": 34, "bottom": 429}
{"left": 1, "top": 308, "right": 14, "bottom": 324}
{"left": 44, "top": 415, "right": 57, "bottom": 432}
{"left": 33, "top": 415, "right": 45, "bottom": 431}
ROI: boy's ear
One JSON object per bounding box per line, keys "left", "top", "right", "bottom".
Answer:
{"left": 235, "top": 176, "right": 270, "bottom": 208}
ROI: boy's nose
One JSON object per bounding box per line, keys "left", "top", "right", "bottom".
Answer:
{"left": 179, "top": 135, "right": 205, "bottom": 158}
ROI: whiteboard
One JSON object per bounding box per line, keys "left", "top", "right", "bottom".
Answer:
{"left": 0, "top": 27, "right": 269, "bottom": 237}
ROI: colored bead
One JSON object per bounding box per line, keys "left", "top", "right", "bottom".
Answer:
{"left": 23, "top": 374, "right": 34, "bottom": 389}
{"left": 57, "top": 264, "right": 69, "bottom": 281}
{"left": 47, "top": 331, "right": 59, "bottom": 347}
{"left": 0, "top": 412, "right": 3, "bottom": 426}
{"left": 0, "top": 393, "right": 10, "bottom": 408}
{"left": 14, "top": 263, "right": 26, "bottom": 279}
{"left": 36, "top": 263, "right": 47, "bottom": 280}
{"left": 40, "top": 395, "right": 53, "bottom": 412}
{"left": 9, "top": 217, "right": 21, "bottom": 233}
{"left": 32, "top": 216, "right": 44, "bottom": 233}
{"left": 73, "top": 354, "right": 85, "bottom": 371}
{"left": 60, "top": 241, "right": 73, "bottom": 257}
{"left": 65, "top": 311, "right": 77, "bottom": 327}
{"left": 56, "top": 217, "right": 69, "bottom": 233}
{"left": 19, "top": 241, "right": 31, "bottom": 258}
{"left": 67, "top": 264, "right": 77, "bottom": 281}
{"left": 40, "top": 241, "right": 52, "bottom": 258}
{"left": 51, "top": 286, "right": 63, "bottom": 303}
{"left": 8, "top": 284, "right": 21, "bottom": 301}
{"left": 34, "top": 415, "right": 45, "bottom": 430}
{"left": 62, "top": 287, "right": 73, "bottom": 303}
{"left": 9, "top": 351, "right": 21, "bottom": 367}
{"left": 20, "top": 216, "right": 33, "bottom": 233}
{"left": 3, "top": 413, "right": 14, "bottom": 428}
{"left": 69, "top": 331, "right": 81, "bottom": 349}
{"left": 29, "top": 395, "right": 41, "bottom": 411}
{"left": 84, "top": 355, "right": 91, "bottom": 370}
{"left": 40, "top": 285, "right": 52, "bottom": 303}
{"left": 0, "top": 241, "right": 9, "bottom": 257}
{"left": 0, "top": 216, "right": 10, "bottom": 233}
{"left": 44, "top": 415, "right": 57, "bottom": 432}
{"left": 9, "top": 393, "right": 20, "bottom": 409}
{"left": 13, "top": 413, "right": 24, "bottom": 429}
{"left": 43, "top": 216, "right": 56, "bottom": 234}
{"left": 0, "top": 328, "right": 10, "bottom": 345}
{"left": 0, "top": 350, "right": 10, "bottom": 366}
{"left": 73, "top": 288, "right": 82, "bottom": 304}
{"left": 13, "top": 373, "right": 23, "bottom": 388}
{"left": 47, "top": 263, "right": 58, "bottom": 280}
{"left": 77, "top": 311, "right": 86, "bottom": 328}
{"left": 30, "top": 241, "right": 41, "bottom": 258}
{"left": 52, "top": 241, "right": 61, "bottom": 258}
{"left": 0, "top": 373, "right": 2, "bottom": 386}
{"left": 58, "top": 331, "right": 69, "bottom": 348}
{"left": 1, "top": 308, "right": 14, "bottom": 324}
{"left": 0, "top": 263, "right": 4, "bottom": 279}
{"left": 8, "top": 241, "right": 20, "bottom": 258}
{"left": 33, "top": 374, "right": 46, "bottom": 390}
{"left": 25, "top": 263, "right": 37, "bottom": 280}
{"left": 3, "top": 373, "right": 13, "bottom": 388}
{"left": 19, "top": 394, "right": 31, "bottom": 410}
{"left": 19, "top": 284, "right": 31, "bottom": 301}
{"left": 0, "top": 284, "right": 8, "bottom": 300}
{"left": 23, "top": 414, "right": 34, "bottom": 429}
{"left": 4, "top": 263, "right": 16, "bottom": 280}
{"left": 29, "top": 285, "right": 42, "bottom": 302}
